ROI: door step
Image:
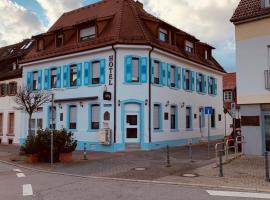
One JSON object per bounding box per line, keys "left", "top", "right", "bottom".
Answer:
{"left": 125, "top": 144, "right": 141, "bottom": 152}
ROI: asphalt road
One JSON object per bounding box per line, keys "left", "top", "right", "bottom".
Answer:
{"left": 0, "top": 162, "right": 268, "bottom": 200}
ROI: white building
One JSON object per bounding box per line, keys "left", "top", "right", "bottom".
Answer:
{"left": 231, "top": 0, "right": 270, "bottom": 155}
{"left": 0, "top": 40, "right": 33, "bottom": 144}
{"left": 19, "top": 0, "right": 226, "bottom": 152}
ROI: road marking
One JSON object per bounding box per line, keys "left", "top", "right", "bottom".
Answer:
{"left": 207, "top": 190, "right": 270, "bottom": 199}
{"left": 23, "top": 184, "right": 33, "bottom": 196}
{"left": 13, "top": 169, "right": 21, "bottom": 172}
{"left": 16, "top": 173, "right": 25, "bottom": 178}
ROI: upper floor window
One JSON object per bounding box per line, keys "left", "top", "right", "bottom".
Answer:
{"left": 56, "top": 32, "right": 64, "bottom": 47}
{"left": 131, "top": 57, "right": 140, "bottom": 82}
{"left": 8, "top": 82, "right": 17, "bottom": 96}
{"left": 224, "top": 91, "right": 233, "bottom": 101}
{"left": 196, "top": 73, "right": 204, "bottom": 93}
{"left": 37, "top": 39, "right": 44, "bottom": 51}
{"left": 0, "top": 84, "right": 7, "bottom": 97}
{"left": 125, "top": 56, "right": 147, "bottom": 84}
{"left": 153, "top": 61, "right": 161, "bottom": 85}
{"left": 32, "top": 71, "right": 39, "bottom": 91}
{"left": 159, "top": 28, "right": 168, "bottom": 42}
{"left": 185, "top": 41, "right": 194, "bottom": 53}
{"left": 79, "top": 26, "right": 96, "bottom": 42}
{"left": 170, "top": 65, "right": 176, "bottom": 88}
{"left": 51, "top": 68, "right": 57, "bottom": 89}
{"left": 208, "top": 76, "right": 217, "bottom": 95}
{"left": 92, "top": 61, "right": 100, "bottom": 85}
{"left": 265, "top": 0, "right": 270, "bottom": 7}
{"left": 70, "top": 65, "right": 77, "bottom": 87}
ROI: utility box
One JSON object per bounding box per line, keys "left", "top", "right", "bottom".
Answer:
{"left": 99, "top": 128, "right": 112, "bottom": 145}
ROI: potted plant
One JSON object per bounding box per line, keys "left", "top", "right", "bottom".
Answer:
{"left": 58, "top": 129, "right": 77, "bottom": 162}
{"left": 20, "top": 134, "right": 38, "bottom": 163}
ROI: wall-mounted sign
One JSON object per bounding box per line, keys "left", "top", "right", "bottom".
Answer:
{"left": 103, "top": 92, "right": 112, "bottom": 101}
{"left": 108, "top": 55, "right": 114, "bottom": 86}
{"left": 241, "top": 116, "right": 260, "bottom": 126}
{"left": 164, "top": 113, "right": 169, "bottom": 120}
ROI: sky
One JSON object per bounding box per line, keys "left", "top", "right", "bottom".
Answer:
{"left": 0, "top": 0, "right": 240, "bottom": 72}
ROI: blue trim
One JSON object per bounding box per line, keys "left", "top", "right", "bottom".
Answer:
{"left": 121, "top": 99, "right": 145, "bottom": 145}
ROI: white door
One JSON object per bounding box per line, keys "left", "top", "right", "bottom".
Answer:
{"left": 125, "top": 112, "right": 140, "bottom": 143}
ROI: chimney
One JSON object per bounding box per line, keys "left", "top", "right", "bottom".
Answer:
{"left": 136, "top": 1, "right": 143, "bottom": 9}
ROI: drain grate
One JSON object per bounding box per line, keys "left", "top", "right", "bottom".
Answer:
{"left": 134, "top": 167, "right": 147, "bottom": 171}
{"left": 182, "top": 173, "right": 197, "bottom": 177}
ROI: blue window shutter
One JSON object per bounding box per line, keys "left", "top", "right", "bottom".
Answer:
{"left": 63, "top": 65, "right": 69, "bottom": 87}
{"left": 140, "top": 57, "right": 147, "bottom": 83}
{"left": 162, "top": 62, "right": 166, "bottom": 86}
{"left": 182, "top": 68, "right": 186, "bottom": 90}
{"left": 214, "top": 78, "right": 217, "bottom": 95}
{"left": 191, "top": 71, "right": 195, "bottom": 91}
{"left": 27, "top": 72, "right": 32, "bottom": 90}
{"left": 125, "top": 56, "right": 132, "bottom": 82}
{"left": 56, "top": 67, "right": 61, "bottom": 88}
{"left": 203, "top": 75, "right": 207, "bottom": 94}
{"left": 44, "top": 69, "right": 50, "bottom": 90}
{"left": 100, "top": 59, "right": 106, "bottom": 84}
{"left": 84, "top": 61, "right": 90, "bottom": 86}
{"left": 196, "top": 72, "right": 199, "bottom": 93}
{"left": 77, "top": 63, "right": 82, "bottom": 86}
{"left": 167, "top": 64, "right": 171, "bottom": 87}
{"left": 38, "top": 70, "right": 42, "bottom": 90}
{"left": 176, "top": 67, "right": 181, "bottom": 89}
{"left": 208, "top": 76, "right": 211, "bottom": 94}
{"left": 151, "top": 60, "right": 154, "bottom": 84}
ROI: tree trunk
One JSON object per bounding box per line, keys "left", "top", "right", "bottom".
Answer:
{"left": 28, "top": 113, "right": 32, "bottom": 136}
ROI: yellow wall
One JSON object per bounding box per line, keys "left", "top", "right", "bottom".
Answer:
{"left": 235, "top": 17, "right": 270, "bottom": 41}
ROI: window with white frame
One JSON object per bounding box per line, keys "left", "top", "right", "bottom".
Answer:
{"left": 159, "top": 28, "right": 168, "bottom": 42}
{"left": 153, "top": 104, "right": 161, "bottom": 130}
{"left": 8, "top": 82, "right": 17, "bottom": 96}
{"left": 51, "top": 68, "right": 57, "bottom": 89}
{"left": 32, "top": 71, "right": 39, "bottom": 91}
{"left": 170, "top": 66, "right": 176, "bottom": 88}
{"left": 80, "top": 26, "right": 96, "bottom": 41}
{"left": 92, "top": 61, "right": 100, "bottom": 84}
{"left": 185, "top": 41, "right": 194, "bottom": 53}
{"left": 197, "top": 73, "right": 203, "bottom": 93}
{"left": 8, "top": 113, "right": 15, "bottom": 135}
{"left": 265, "top": 0, "right": 270, "bottom": 7}
{"left": 224, "top": 91, "right": 233, "bottom": 101}
{"left": 170, "top": 105, "right": 177, "bottom": 130}
{"left": 132, "top": 57, "right": 140, "bottom": 82}
{"left": 90, "top": 104, "right": 100, "bottom": 130}
{"left": 186, "top": 106, "right": 192, "bottom": 129}
{"left": 31, "top": 118, "right": 43, "bottom": 135}
{"left": 69, "top": 105, "right": 77, "bottom": 130}
{"left": 153, "top": 61, "right": 160, "bottom": 84}
{"left": 70, "top": 65, "right": 77, "bottom": 87}
{"left": 209, "top": 77, "right": 214, "bottom": 95}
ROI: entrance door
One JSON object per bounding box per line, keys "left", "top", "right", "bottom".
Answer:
{"left": 125, "top": 112, "right": 140, "bottom": 143}
{"left": 264, "top": 115, "right": 270, "bottom": 152}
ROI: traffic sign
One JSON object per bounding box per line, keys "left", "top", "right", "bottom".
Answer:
{"left": 205, "top": 106, "right": 213, "bottom": 115}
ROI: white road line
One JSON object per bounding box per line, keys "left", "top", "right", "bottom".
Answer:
{"left": 23, "top": 184, "right": 33, "bottom": 196}
{"left": 16, "top": 173, "right": 25, "bottom": 178}
{"left": 207, "top": 190, "right": 270, "bottom": 199}
{"left": 13, "top": 169, "right": 22, "bottom": 172}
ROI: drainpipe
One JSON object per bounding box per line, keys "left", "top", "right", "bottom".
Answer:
{"left": 112, "top": 45, "right": 117, "bottom": 144}
{"left": 148, "top": 46, "right": 154, "bottom": 143}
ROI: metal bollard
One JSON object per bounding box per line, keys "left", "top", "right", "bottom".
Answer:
{"left": 219, "top": 151, "right": 224, "bottom": 177}
{"left": 83, "top": 143, "right": 88, "bottom": 160}
{"left": 166, "top": 145, "right": 171, "bottom": 167}
{"left": 265, "top": 152, "right": 270, "bottom": 182}
{"left": 188, "top": 139, "right": 193, "bottom": 162}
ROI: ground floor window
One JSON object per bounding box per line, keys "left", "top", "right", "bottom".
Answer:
{"left": 153, "top": 104, "right": 162, "bottom": 130}
{"left": 8, "top": 113, "right": 14, "bottom": 135}
{"left": 48, "top": 106, "right": 56, "bottom": 129}
{"left": 0, "top": 113, "right": 3, "bottom": 135}
{"left": 211, "top": 108, "right": 216, "bottom": 128}
{"left": 69, "top": 105, "right": 77, "bottom": 130}
{"left": 170, "top": 105, "right": 177, "bottom": 130}
{"left": 90, "top": 104, "right": 100, "bottom": 130}
{"left": 186, "top": 106, "right": 192, "bottom": 129}
{"left": 31, "top": 118, "right": 43, "bottom": 135}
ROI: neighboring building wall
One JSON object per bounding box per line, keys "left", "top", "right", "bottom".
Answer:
{"left": 0, "top": 78, "right": 25, "bottom": 144}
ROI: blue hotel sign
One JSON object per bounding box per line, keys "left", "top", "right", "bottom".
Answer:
{"left": 204, "top": 106, "right": 213, "bottom": 115}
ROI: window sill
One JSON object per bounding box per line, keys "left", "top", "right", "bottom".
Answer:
{"left": 66, "top": 86, "right": 79, "bottom": 90}
{"left": 68, "top": 129, "right": 77, "bottom": 132}
{"left": 153, "top": 129, "right": 163, "bottom": 133}
{"left": 152, "top": 83, "right": 163, "bottom": 87}
{"left": 170, "top": 129, "right": 179, "bottom": 132}
{"left": 186, "top": 128, "right": 193, "bottom": 131}
{"left": 87, "top": 84, "right": 102, "bottom": 87}
{"left": 169, "top": 86, "right": 179, "bottom": 90}
{"left": 197, "top": 91, "right": 206, "bottom": 95}
{"left": 88, "top": 129, "right": 100, "bottom": 132}
{"left": 123, "top": 82, "right": 143, "bottom": 85}
{"left": 184, "top": 89, "right": 194, "bottom": 93}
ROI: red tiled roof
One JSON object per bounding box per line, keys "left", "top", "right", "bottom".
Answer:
{"left": 231, "top": 0, "right": 270, "bottom": 23}
{"left": 21, "top": 0, "right": 225, "bottom": 73}
{"left": 223, "top": 72, "right": 236, "bottom": 90}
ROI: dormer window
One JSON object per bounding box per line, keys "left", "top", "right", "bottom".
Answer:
{"left": 205, "top": 50, "right": 208, "bottom": 60}
{"left": 185, "top": 41, "right": 194, "bottom": 53}
{"left": 56, "top": 32, "right": 64, "bottom": 47}
{"left": 159, "top": 28, "right": 168, "bottom": 42}
{"left": 37, "top": 39, "right": 44, "bottom": 51}
{"left": 265, "top": 0, "right": 270, "bottom": 8}
{"left": 79, "top": 26, "right": 96, "bottom": 42}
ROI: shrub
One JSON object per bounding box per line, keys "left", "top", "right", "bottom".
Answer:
{"left": 58, "top": 129, "right": 77, "bottom": 153}
{"left": 20, "top": 134, "right": 37, "bottom": 155}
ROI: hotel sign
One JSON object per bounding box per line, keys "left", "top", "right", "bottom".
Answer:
{"left": 108, "top": 55, "right": 114, "bottom": 86}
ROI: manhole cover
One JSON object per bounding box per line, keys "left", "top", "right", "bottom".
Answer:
{"left": 182, "top": 173, "right": 197, "bottom": 177}
{"left": 134, "top": 167, "right": 147, "bottom": 171}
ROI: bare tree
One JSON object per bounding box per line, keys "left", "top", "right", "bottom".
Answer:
{"left": 13, "top": 87, "right": 51, "bottom": 135}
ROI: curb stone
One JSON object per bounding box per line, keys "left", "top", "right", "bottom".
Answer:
{"left": 0, "top": 159, "right": 270, "bottom": 193}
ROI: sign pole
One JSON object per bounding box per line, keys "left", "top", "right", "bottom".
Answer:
{"left": 51, "top": 93, "right": 54, "bottom": 166}
{"left": 208, "top": 112, "right": 210, "bottom": 158}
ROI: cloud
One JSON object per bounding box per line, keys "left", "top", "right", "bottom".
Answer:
{"left": 140, "top": 0, "right": 240, "bottom": 71}
{"left": 0, "top": 0, "right": 45, "bottom": 47}
{"left": 36, "top": 0, "right": 82, "bottom": 26}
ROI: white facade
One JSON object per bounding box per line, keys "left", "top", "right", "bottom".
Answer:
{"left": 20, "top": 45, "right": 225, "bottom": 152}
{"left": 0, "top": 78, "right": 25, "bottom": 145}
